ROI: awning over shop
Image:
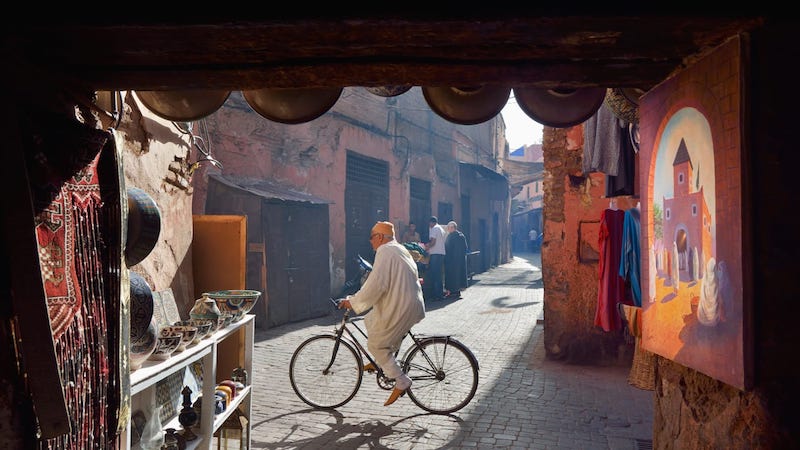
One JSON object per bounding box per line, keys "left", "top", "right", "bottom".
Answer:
{"left": 458, "top": 162, "right": 509, "bottom": 200}
{"left": 459, "top": 162, "right": 508, "bottom": 183}
{"left": 208, "top": 174, "right": 333, "bottom": 205}
{"left": 499, "top": 158, "right": 545, "bottom": 187}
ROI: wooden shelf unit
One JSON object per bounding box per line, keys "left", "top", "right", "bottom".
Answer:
{"left": 123, "top": 314, "right": 254, "bottom": 449}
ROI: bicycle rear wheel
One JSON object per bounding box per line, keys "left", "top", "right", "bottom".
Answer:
{"left": 289, "top": 334, "right": 363, "bottom": 409}
{"left": 403, "top": 337, "right": 479, "bottom": 414}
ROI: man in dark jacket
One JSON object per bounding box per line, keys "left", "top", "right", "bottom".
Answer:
{"left": 444, "top": 221, "right": 469, "bottom": 299}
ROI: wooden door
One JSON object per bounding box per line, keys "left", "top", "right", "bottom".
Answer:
{"left": 192, "top": 215, "right": 247, "bottom": 295}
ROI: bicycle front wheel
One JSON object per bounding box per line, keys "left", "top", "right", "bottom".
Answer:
{"left": 289, "top": 334, "right": 363, "bottom": 409}
{"left": 403, "top": 337, "right": 479, "bottom": 414}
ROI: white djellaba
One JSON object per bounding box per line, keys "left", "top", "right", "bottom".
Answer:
{"left": 697, "top": 258, "right": 721, "bottom": 326}
{"left": 672, "top": 242, "right": 680, "bottom": 294}
{"left": 648, "top": 246, "right": 657, "bottom": 303}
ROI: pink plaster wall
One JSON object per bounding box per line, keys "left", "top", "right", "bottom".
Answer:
{"left": 120, "top": 91, "right": 198, "bottom": 315}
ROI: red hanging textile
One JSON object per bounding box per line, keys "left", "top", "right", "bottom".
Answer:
{"left": 594, "top": 207, "right": 633, "bottom": 332}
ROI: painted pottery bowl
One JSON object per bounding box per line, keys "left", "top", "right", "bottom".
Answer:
{"left": 193, "top": 319, "right": 216, "bottom": 339}
{"left": 162, "top": 325, "right": 197, "bottom": 351}
{"left": 204, "top": 290, "right": 261, "bottom": 322}
{"left": 149, "top": 331, "right": 181, "bottom": 361}
{"left": 176, "top": 319, "right": 213, "bottom": 342}
{"left": 129, "top": 272, "right": 154, "bottom": 344}
{"left": 218, "top": 312, "right": 234, "bottom": 329}
{"left": 130, "top": 320, "right": 157, "bottom": 371}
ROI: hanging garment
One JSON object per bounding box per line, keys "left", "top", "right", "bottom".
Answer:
{"left": 594, "top": 208, "right": 631, "bottom": 332}
{"left": 583, "top": 103, "right": 624, "bottom": 176}
{"left": 619, "top": 207, "right": 642, "bottom": 306}
{"left": 605, "top": 122, "right": 637, "bottom": 197}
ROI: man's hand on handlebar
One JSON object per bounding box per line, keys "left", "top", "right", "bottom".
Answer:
{"left": 337, "top": 297, "right": 352, "bottom": 310}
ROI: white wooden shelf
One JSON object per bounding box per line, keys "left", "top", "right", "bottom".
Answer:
{"left": 213, "top": 385, "right": 252, "bottom": 431}
{"left": 131, "top": 340, "right": 213, "bottom": 395}
{"left": 123, "top": 314, "right": 254, "bottom": 449}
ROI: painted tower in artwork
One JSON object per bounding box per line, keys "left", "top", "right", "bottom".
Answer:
{"left": 661, "top": 138, "right": 713, "bottom": 283}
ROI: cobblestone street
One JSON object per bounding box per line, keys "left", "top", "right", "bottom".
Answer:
{"left": 248, "top": 253, "right": 653, "bottom": 449}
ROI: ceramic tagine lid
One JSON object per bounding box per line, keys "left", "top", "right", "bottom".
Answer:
{"left": 189, "top": 294, "right": 222, "bottom": 330}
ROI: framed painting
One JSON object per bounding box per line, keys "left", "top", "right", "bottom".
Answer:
{"left": 639, "top": 35, "right": 752, "bottom": 390}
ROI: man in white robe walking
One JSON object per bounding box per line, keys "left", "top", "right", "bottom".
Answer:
{"left": 339, "top": 221, "right": 426, "bottom": 406}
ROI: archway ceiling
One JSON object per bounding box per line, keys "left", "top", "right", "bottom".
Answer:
{"left": 6, "top": 13, "right": 762, "bottom": 93}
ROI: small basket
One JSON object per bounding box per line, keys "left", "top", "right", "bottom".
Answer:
{"left": 619, "top": 303, "right": 655, "bottom": 391}
{"left": 604, "top": 87, "right": 642, "bottom": 124}
{"left": 628, "top": 336, "right": 655, "bottom": 391}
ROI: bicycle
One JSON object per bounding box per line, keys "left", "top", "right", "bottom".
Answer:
{"left": 289, "top": 298, "right": 479, "bottom": 414}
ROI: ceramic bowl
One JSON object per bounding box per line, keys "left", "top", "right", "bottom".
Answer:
{"left": 163, "top": 325, "right": 197, "bottom": 351}
{"left": 204, "top": 290, "right": 261, "bottom": 322}
{"left": 176, "top": 319, "right": 213, "bottom": 342}
{"left": 149, "top": 331, "right": 181, "bottom": 360}
{"left": 218, "top": 312, "right": 234, "bottom": 329}
{"left": 130, "top": 320, "right": 157, "bottom": 371}
{"left": 195, "top": 319, "right": 216, "bottom": 339}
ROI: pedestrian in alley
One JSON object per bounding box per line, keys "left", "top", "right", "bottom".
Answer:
{"left": 529, "top": 227, "right": 538, "bottom": 252}
{"left": 400, "top": 221, "right": 421, "bottom": 244}
{"left": 337, "top": 221, "right": 426, "bottom": 406}
{"left": 423, "top": 216, "right": 447, "bottom": 301}
{"left": 444, "top": 221, "right": 468, "bottom": 299}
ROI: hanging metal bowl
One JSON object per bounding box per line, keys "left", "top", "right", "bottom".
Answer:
{"left": 513, "top": 87, "right": 607, "bottom": 128}
{"left": 422, "top": 85, "right": 511, "bottom": 125}
{"left": 364, "top": 86, "right": 412, "bottom": 97}
{"left": 135, "top": 89, "right": 230, "bottom": 122}
{"left": 242, "top": 87, "right": 342, "bottom": 124}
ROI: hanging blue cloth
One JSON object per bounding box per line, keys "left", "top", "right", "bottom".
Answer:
{"left": 619, "top": 207, "right": 642, "bottom": 306}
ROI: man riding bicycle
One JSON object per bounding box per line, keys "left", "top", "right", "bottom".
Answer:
{"left": 338, "top": 221, "right": 426, "bottom": 406}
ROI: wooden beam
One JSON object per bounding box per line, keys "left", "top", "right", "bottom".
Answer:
{"left": 4, "top": 16, "right": 761, "bottom": 91}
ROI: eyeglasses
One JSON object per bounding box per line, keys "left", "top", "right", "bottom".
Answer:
{"left": 370, "top": 233, "right": 382, "bottom": 241}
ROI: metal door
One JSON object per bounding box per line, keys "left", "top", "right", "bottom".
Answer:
{"left": 438, "top": 201, "right": 453, "bottom": 224}
{"left": 410, "top": 177, "right": 431, "bottom": 242}
{"left": 345, "top": 152, "right": 389, "bottom": 280}
{"left": 262, "top": 202, "right": 330, "bottom": 328}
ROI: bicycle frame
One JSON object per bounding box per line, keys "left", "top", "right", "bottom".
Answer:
{"left": 321, "top": 307, "right": 376, "bottom": 374}
{"left": 324, "top": 299, "right": 477, "bottom": 377}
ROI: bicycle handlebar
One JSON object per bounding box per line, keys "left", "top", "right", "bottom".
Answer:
{"left": 330, "top": 297, "right": 349, "bottom": 310}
